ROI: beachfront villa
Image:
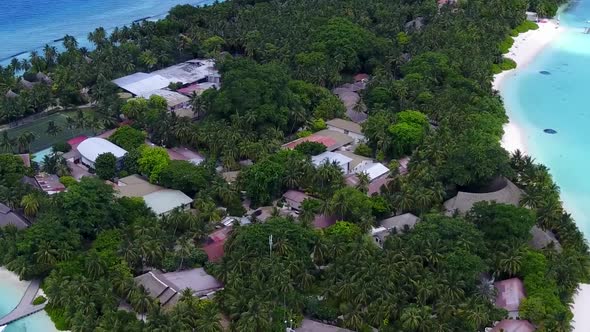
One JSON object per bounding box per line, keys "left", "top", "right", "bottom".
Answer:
{"left": 77, "top": 137, "right": 127, "bottom": 170}
{"left": 443, "top": 178, "right": 522, "bottom": 215}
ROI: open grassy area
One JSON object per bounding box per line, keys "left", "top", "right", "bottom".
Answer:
{"left": 4, "top": 111, "right": 95, "bottom": 152}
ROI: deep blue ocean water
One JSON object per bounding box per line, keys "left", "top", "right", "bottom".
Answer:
{"left": 501, "top": 0, "right": 590, "bottom": 237}
{"left": 0, "top": 0, "right": 216, "bottom": 64}
{"left": 0, "top": 1, "right": 217, "bottom": 330}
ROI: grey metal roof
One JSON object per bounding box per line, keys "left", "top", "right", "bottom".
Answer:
{"left": 380, "top": 213, "right": 420, "bottom": 232}
{"left": 152, "top": 59, "right": 217, "bottom": 85}
{"left": 112, "top": 72, "right": 171, "bottom": 96}
{"left": 443, "top": 179, "right": 522, "bottom": 215}
{"left": 326, "top": 118, "right": 363, "bottom": 135}
{"left": 0, "top": 203, "right": 29, "bottom": 229}
{"left": 115, "top": 175, "right": 163, "bottom": 198}
{"left": 295, "top": 319, "right": 353, "bottom": 332}
{"left": 142, "top": 189, "right": 193, "bottom": 215}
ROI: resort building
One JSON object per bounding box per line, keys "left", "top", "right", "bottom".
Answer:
{"left": 282, "top": 190, "right": 311, "bottom": 211}
{"left": 529, "top": 225, "right": 562, "bottom": 252}
{"left": 203, "top": 226, "right": 233, "bottom": 262}
{"left": 332, "top": 81, "right": 368, "bottom": 123}
{"left": 112, "top": 59, "right": 219, "bottom": 102}
{"left": 494, "top": 278, "right": 526, "bottom": 318}
{"left": 134, "top": 268, "right": 222, "bottom": 310}
{"left": 326, "top": 118, "right": 365, "bottom": 143}
{"left": 292, "top": 319, "right": 352, "bottom": 332}
{"left": 282, "top": 129, "right": 354, "bottom": 152}
{"left": 490, "top": 320, "right": 535, "bottom": 332}
{"left": 352, "top": 162, "right": 389, "bottom": 181}
{"left": 312, "top": 151, "right": 353, "bottom": 174}
{"left": 147, "top": 89, "right": 190, "bottom": 111}
{"left": 34, "top": 173, "right": 66, "bottom": 195}
{"left": 372, "top": 213, "right": 420, "bottom": 247}
{"left": 76, "top": 137, "right": 127, "bottom": 170}
{"left": 0, "top": 203, "right": 29, "bottom": 229}
{"left": 443, "top": 178, "right": 522, "bottom": 215}
{"left": 115, "top": 175, "right": 193, "bottom": 217}
{"left": 142, "top": 190, "right": 193, "bottom": 216}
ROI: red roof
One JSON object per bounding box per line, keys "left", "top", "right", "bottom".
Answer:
{"left": 491, "top": 320, "right": 535, "bottom": 332}
{"left": 495, "top": 278, "right": 526, "bottom": 312}
{"left": 67, "top": 135, "right": 88, "bottom": 149}
{"left": 313, "top": 214, "right": 337, "bottom": 229}
{"left": 283, "top": 136, "right": 336, "bottom": 150}
{"left": 202, "top": 227, "right": 233, "bottom": 262}
{"left": 177, "top": 83, "right": 201, "bottom": 96}
{"left": 203, "top": 241, "right": 225, "bottom": 262}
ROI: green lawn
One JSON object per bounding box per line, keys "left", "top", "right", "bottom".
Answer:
{"left": 5, "top": 111, "right": 95, "bottom": 152}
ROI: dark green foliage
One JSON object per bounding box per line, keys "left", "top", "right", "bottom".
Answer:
{"left": 94, "top": 152, "right": 117, "bottom": 180}
{"left": 33, "top": 295, "right": 47, "bottom": 305}
{"left": 294, "top": 141, "right": 326, "bottom": 156}
{"left": 0, "top": 154, "right": 26, "bottom": 187}
{"left": 109, "top": 125, "right": 147, "bottom": 151}
{"left": 158, "top": 160, "right": 213, "bottom": 195}
{"left": 51, "top": 141, "right": 72, "bottom": 153}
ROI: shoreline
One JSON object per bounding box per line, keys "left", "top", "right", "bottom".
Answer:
{"left": 493, "top": 19, "right": 564, "bottom": 154}
{"left": 493, "top": 17, "right": 590, "bottom": 332}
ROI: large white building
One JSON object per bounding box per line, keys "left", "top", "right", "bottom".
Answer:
{"left": 112, "top": 59, "right": 219, "bottom": 110}
{"left": 77, "top": 137, "right": 127, "bottom": 169}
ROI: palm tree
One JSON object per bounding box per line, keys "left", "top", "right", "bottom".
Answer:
{"left": 176, "top": 236, "right": 195, "bottom": 270}
{"left": 356, "top": 172, "right": 370, "bottom": 193}
{"left": 131, "top": 286, "right": 155, "bottom": 321}
{"left": 20, "top": 193, "right": 40, "bottom": 218}
{"left": 190, "top": 92, "right": 207, "bottom": 119}
{"left": 46, "top": 120, "right": 62, "bottom": 137}
{"left": 0, "top": 131, "right": 14, "bottom": 152}
{"left": 16, "top": 131, "right": 35, "bottom": 153}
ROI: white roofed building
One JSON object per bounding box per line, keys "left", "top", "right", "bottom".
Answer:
{"left": 112, "top": 73, "right": 171, "bottom": 97}
{"left": 312, "top": 151, "right": 353, "bottom": 174}
{"left": 153, "top": 59, "right": 217, "bottom": 84}
{"left": 77, "top": 137, "right": 127, "bottom": 169}
{"left": 353, "top": 162, "right": 389, "bottom": 181}
{"left": 142, "top": 189, "right": 193, "bottom": 216}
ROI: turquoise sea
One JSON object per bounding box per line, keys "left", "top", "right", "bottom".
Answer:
{"left": 0, "top": 1, "right": 216, "bottom": 330}
{"left": 501, "top": 0, "right": 590, "bottom": 237}
{"left": 0, "top": 0, "right": 216, "bottom": 64}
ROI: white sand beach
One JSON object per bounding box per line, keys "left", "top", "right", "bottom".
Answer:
{"left": 493, "top": 20, "right": 564, "bottom": 154}
{"left": 0, "top": 267, "right": 29, "bottom": 299}
{"left": 573, "top": 284, "right": 590, "bottom": 331}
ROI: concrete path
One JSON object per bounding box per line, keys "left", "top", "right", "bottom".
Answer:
{"left": 0, "top": 279, "right": 46, "bottom": 327}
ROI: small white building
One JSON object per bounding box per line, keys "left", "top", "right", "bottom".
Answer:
{"left": 312, "top": 151, "right": 353, "bottom": 174}
{"left": 326, "top": 118, "right": 365, "bottom": 143}
{"left": 142, "top": 189, "right": 193, "bottom": 216}
{"left": 353, "top": 162, "right": 389, "bottom": 181}
{"left": 77, "top": 137, "right": 127, "bottom": 169}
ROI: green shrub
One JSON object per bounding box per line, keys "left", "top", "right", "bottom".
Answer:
{"left": 500, "top": 58, "right": 517, "bottom": 71}
{"left": 32, "top": 295, "right": 47, "bottom": 305}
{"left": 309, "top": 118, "right": 327, "bottom": 132}
{"left": 52, "top": 142, "right": 72, "bottom": 153}
{"left": 354, "top": 143, "right": 372, "bottom": 157}
{"left": 499, "top": 36, "right": 514, "bottom": 54}
{"left": 295, "top": 141, "right": 326, "bottom": 156}
{"left": 515, "top": 20, "right": 539, "bottom": 33}
{"left": 296, "top": 130, "right": 312, "bottom": 138}
{"left": 59, "top": 176, "right": 77, "bottom": 187}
